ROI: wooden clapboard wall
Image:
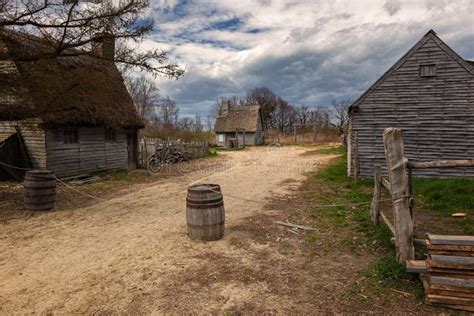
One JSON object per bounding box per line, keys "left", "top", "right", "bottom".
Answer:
{"left": 45, "top": 127, "right": 128, "bottom": 178}
{"left": 349, "top": 30, "right": 474, "bottom": 178}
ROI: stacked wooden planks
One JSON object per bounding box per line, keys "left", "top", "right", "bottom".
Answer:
{"left": 419, "top": 234, "right": 474, "bottom": 312}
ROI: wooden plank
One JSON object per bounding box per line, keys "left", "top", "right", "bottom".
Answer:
{"left": 430, "top": 255, "right": 474, "bottom": 266}
{"left": 406, "top": 260, "right": 427, "bottom": 273}
{"left": 408, "top": 159, "right": 474, "bottom": 169}
{"left": 381, "top": 177, "right": 391, "bottom": 191}
{"left": 429, "top": 250, "right": 474, "bottom": 257}
{"left": 370, "top": 165, "right": 382, "bottom": 225}
{"left": 428, "top": 234, "right": 474, "bottom": 246}
{"left": 429, "top": 261, "right": 474, "bottom": 272}
{"left": 430, "top": 283, "right": 474, "bottom": 294}
{"left": 383, "top": 128, "right": 414, "bottom": 264}
{"left": 427, "top": 241, "right": 474, "bottom": 252}
{"left": 429, "top": 289, "right": 474, "bottom": 299}
{"left": 426, "top": 294, "right": 474, "bottom": 306}
{"left": 430, "top": 276, "right": 474, "bottom": 288}
{"left": 380, "top": 212, "right": 396, "bottom": 237}
{"left": 429, "top": 267, "right": 474, "bottom": 276}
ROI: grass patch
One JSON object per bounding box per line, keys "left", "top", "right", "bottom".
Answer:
{"left": 300, "top": 146, "right": 346, "bottom": 156}
{"left": 413, "top": 178, "right": 474, "bottom": 234}
{"left": 306, "top": 148, "right": 422, "bottom": 297}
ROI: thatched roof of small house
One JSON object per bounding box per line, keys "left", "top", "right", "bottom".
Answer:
{"left": 0, "top": 29, "right": 144, "bottom": 128}
{"left": 214, "top": 106, "right": 262, "bottom": 133}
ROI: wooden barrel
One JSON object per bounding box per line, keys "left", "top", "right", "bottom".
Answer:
{"left": 24, "top": 170, "right": 56, "bottom": 211}
{"left": 186, "top": 184, "right": 225, "bottom": 241}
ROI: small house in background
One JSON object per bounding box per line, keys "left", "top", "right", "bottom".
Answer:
{"left": 0, "top": 29, "right": 144, "bottom": 180}
{"left": 348, "top": 30, "right": 474, "bottom": 178}
{"left": 214, "top": 104, "right": 264, "bottom": 147}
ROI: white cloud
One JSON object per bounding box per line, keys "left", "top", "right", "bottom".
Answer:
{"left": 143, "top": 0, "right": 474, "bottom": 117}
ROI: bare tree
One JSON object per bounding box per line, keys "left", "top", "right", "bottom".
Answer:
{"left": 270, "top": 97, "right": 295, "bottom": 133}
{"left": 329, "top": 99, "right": 352, "bottom": 144}
{"left": 0, "top": 0, "right": 184, "bottom": 77}
{"left": 244, "top": 86, "right": 277, "bottom": 128}
{"left": 194, "top": 114, "right": 203, "bottom": 132}
{"left": 157, "top": 96, "right": 179, "bottom": 130}
{"left": 125, "top": 75, "right": 160, "bottom": 123}
{"left": 295, "top": 105, "right": 311, "bottom": 126}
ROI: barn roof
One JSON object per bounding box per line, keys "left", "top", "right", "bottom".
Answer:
{"left": 0, "top": 29, "right": 144, "bottom": 129}
{"left": 214, "top": 106, "right": 261, "bottom": 133}
{"left": 349, "top": 30, "right": 474, "bottom": 113}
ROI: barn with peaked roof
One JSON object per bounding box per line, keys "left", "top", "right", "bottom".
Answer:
{"left": 0, "top": 29, "right": 144, "bottom": 179}
{"left": 214, "top": 104, "right": 264, "bottom": 147}
{"left": 348, "top": 30, "right": 474, "bottom": 178}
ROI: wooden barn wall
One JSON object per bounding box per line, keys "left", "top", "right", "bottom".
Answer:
{"left": 45, "top": 127, "right": 128, "bottom": 178}
{"left": 351, "top": 38, "right": 474, "bottom": 178}
{"left": 0, "top": 119, "right": 47, "bottom": 169}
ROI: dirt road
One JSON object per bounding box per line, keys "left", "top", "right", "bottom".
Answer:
{"left": 0, "top": 146, "right": 341, "bottom": 313}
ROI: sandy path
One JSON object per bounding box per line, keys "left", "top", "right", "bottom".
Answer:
{"left": 0, "top": 146, "right": 335, "bottom": 313}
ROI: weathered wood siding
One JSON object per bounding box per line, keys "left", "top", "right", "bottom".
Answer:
{"left": 0, "top": 119, "right": 46, "bottom": 169}
{"left": 45, "top": 127, "right": 128, "bottom": 177}
{"left": 350, "top": 36, "right": 474, "bottom": 178}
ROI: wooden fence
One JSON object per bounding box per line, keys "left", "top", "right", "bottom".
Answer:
{"left": 371, "top": 128, "right": 474, "bottom": 265}
{"left": 139, "top": 137, "right": 209, "bottom": 168}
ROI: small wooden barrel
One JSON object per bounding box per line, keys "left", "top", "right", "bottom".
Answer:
{"left": 24, "top": 170, "right": 56, "bottom": 211}
{"left": 186, "top": 184, "right": 225, "bottom": 241}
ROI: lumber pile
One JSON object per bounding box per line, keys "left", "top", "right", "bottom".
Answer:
{"left": 408, "top": 234, "right": 474, "bottom": 312}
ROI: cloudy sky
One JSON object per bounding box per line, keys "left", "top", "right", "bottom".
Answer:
{"left": 143, "top": 0, "right": 474, "bottom": 117}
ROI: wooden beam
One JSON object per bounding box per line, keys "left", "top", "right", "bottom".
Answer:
{"left": 380, "top": 212, "right": 396, "bottom": 237}
{"left": 408, "top": 159, "right": 474, "bottom": 169}
{"left": 383, "top": 128, "right": 414, "bottom": 264}
{"left": 429, "top": 234, "right": 474, "bottom": 246}
{"left": 381, "top": 177, "right": 391, "bottom": 191}
{"left": 370, "top": 165, "right": 382, "bottom": 225}
{"left": 405, "top": 260, "right": 427, "bottom": 273}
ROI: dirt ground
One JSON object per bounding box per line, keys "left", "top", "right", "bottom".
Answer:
{"left": 0, "top": 146, "right": 434, "bottom": 314}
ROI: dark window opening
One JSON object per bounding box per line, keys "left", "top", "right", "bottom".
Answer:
{"left": 420, "top": 64, "right": 436, "bottom": 77}
{"left": 63, "top": 128, "right": 79, "bottom": 144}
{"left": 105, "top": 128, "right": 117, "bottom": 142}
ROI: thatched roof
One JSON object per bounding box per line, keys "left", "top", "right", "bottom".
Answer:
{"left": 0, "top": 29, "right": 144, "bottom": 128}
{"left": 214, "top": 106, "right": 262, "bottom": 133}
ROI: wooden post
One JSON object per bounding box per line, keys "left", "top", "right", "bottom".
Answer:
{"left": 371, "top": 165, "right": 382, "bottom": 225}
{"left": 383, "top": 128, "right": 414, "bottom": 264}
{"left": 353, "top": 132, "right": 359, "bottom": 181}
{"left": 407, "top": 166, "right": 414, "bottom": 218}
{"left": 293, "top": 125, "right": 297, "bottom": 143}
{"left": 312, "top": 125, "right": 317, "bottom": 143}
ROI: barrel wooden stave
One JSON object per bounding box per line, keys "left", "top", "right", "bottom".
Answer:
{"left": 186, "top": 184, "right": 225, "bottom": 241}
{"left": 23, "top": 170, "right": 56, "bottom": 211}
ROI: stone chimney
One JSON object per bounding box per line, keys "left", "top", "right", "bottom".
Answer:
{"left": 219, "top": 101, "right": 230, "bottom": 117}
{"left": 92, "top": 33, "right": 115, "bottom": 60}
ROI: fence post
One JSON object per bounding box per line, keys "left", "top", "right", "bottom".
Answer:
{"left": 371, "top": 165, "right": 382, "bottom": 225}
{"left": 383, "top": 128, "right": 414, "bottom": 264}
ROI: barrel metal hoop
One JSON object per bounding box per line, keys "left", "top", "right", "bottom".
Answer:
{"left": 186, "top": 197, "right": 223, "bottom": 205}
{"left": 187, "top": 222, "right": 225, "bottom": 228}
{"left": 186, "top": 201, "right": 224, "bottom": 209}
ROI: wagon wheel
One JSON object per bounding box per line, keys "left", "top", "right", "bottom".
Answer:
{"left": 147, "top": 156, "right": 164, "bottom": 174}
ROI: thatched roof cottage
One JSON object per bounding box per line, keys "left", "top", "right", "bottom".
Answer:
{"left": 214, "top": 104, "right": 264, "bottom": 147}
{"left": 0, "top": 29, "right": 144, "bottom": 179}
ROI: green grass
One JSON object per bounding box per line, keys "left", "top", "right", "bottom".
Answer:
{"left": 308, "top": 149, "right": 420, "bottom": 295}
{"left": 413, "top": 178, "right": 474, "bottom": 234}
{"left": 308, "top": 149, "right": 474, "bottom": 299}
{"left": 208, "top": 147, "right": 219, "bottom": 157}
{"left": 303, "top": 146, "right": 347, "bottom": 156}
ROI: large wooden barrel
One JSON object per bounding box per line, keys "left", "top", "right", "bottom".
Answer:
{"left": 24, "top": 170, "right": 56, "bottom": 211}
{"left": 186, "top": 184, "right": 225, "bottom": 241}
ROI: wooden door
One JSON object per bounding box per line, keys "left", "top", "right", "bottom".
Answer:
{"left": 127, "top": 131, "right": 137, "bottom": 170}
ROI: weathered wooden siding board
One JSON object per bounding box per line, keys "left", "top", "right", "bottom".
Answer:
{"left": 350, "top": 37, "right": 474, "bottom": 178}
{"left": 45, "top": 127, "right": 128, "bottom": 177}
{"left": 0, "top": 119, "right": 47, "bottom": 169}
